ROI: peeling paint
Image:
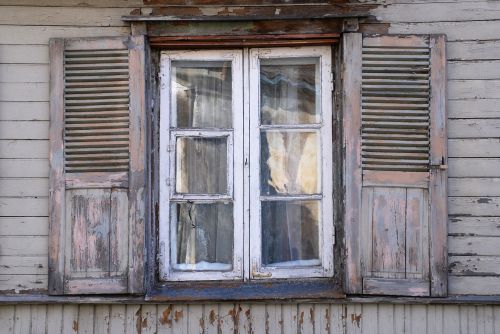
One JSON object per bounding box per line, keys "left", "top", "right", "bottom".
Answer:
{"left": 351, "top": 313, "right": 362, "bottom": 328}
{"left": 159, "top": 305, "right": 173, "bottom": 326}
{"left": 174, "top": 309, "right": 184, "bottom": 322}
{"left": 72, "top": 320, "right": 78, "bottom": 332}
{"left": 209, "top": 309, "right": 216, "bottom": 325}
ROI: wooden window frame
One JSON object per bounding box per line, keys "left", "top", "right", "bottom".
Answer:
{"left": 148, "top": 37, "right": 344, "bottom": 301}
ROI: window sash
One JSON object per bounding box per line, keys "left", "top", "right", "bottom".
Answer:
{"left": 159, "top": 50, "right": 244, "bottom": 281}
{"left": 248, "top": 46, "right": 335, "bottom": 279}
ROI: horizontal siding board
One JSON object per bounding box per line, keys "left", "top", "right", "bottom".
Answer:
{"left": 0, "top": 6, "right": 130, "bottom": 27}
{"left": 0, "top": 178, "right": 48, "bottom": 197}
{"left": 0, "top": 83, "right": 48, "bottom": 102}
{"left": 448, "top": 40, "right": 500, "bottom": 61}
{"left": 0, "top": 64, "right": 48, "bottom": 83}
{"left": 449, "top": 276, "right": 500, "bottom": 295}
{"left": 448, "top": 119, "right": 500, "bottom": 139}
{"left": 0, "top": 26, "right": 129, "bottom": 45}
{"left": 449, "top": 80, "right": 500, "bottom": 100}
{"left": 0, "top": 217, "right": 48, "bottom": 236}
{"left": 0, "top": 274, "right": 47, "bottom": 293}
{"left": 0, "top": 141, "right": 49, "bottom": 158}
{"left": 0, "top": 45, "right": 48, "bottom": 64}
{"left": 0, "top": 236, "right": 47, "bottom": 256}
{"left": 449, "top": 158, "right": 500, "bottom": 177}
{"left": 389, "top": 21, "right": 500, "bottom": 42}
{"left": 0, "top": 121, "right": 48, "bottom": 140}
{"left": 0, "top": 159, "right": 48, "bottom": 178}
{"left": 448, "top": 139, "right": 500, "bottom": 158}
{"left": 449, "top": 256, "right": 500, "bottom": 276}
{"left": 449, "top": 178, "right": 500, "bottom": 197}
{"left": 449, "top": 216, "right": 500, "bottom": 237}
{"left": 449, "top": 197, "right": 500, "bottom": 216}
{"left": 448, "top": 100, "right": 500, "bottom": 119}
{"left": 0, "top": 256, "right": 47, "bottom": 275}
{"left": 448, "top": 60, "right": 500, "bottom": 80}
{"left": 0, "top": 102, "right": 49, "bottom": 121}
{"left": 373, "top": 2, "right": 500, "bottom": 23}
{"left": 450, "top": 236, "right": 500, "bottom": 256}
{"left": 0, "top": 0, "right": 142, "bottom": 6}
{"left": 0, "top": 197, "right": 48, "bottom": 216}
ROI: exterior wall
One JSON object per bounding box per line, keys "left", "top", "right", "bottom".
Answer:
{"left": 1, "top": 0, "right": 500, "bottom": 333}
{"left": 1, "top": 303, "right": 500, "bottom": 334}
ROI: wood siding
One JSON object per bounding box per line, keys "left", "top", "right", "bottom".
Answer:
{"left": 0, "top": 303, "right": 500, "bottom": 334}
{"left": 0, "top": 0, "right": 500, "bottom": 319}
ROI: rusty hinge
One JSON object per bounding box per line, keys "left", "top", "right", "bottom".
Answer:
{"left": 429, "top": 163, "right": 448, "bottom": 170}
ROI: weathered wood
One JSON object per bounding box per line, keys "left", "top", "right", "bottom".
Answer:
{"left": 449, "top": 80, "right": 500, "bottom": 99}
{"left": 428, "top": 34, "right": 448, "bottom": 296}
{"left": 0, "top": 102, "right": 49, "bottom": 121}
{"left": 0, "top": 26, "right": 130, "bottom": 45}
{"left": 449, "top": 119, "right": 500, "bottom": 139}
{"left": 0, "top": 197, "right": 48, "bottom": 216}
{"left": 0, "top": 6, "right": 129, "bottom": 27}
{"left": 127, "top": 34, "right": 147, "bottom": 294}
{"left": 0, "top": 83, "right": 48, "bottom": 102}
{"left": 0, "top": 256, "right": 47, "bottom": 275}
{"left": 0, "top": 275, "right": 47, "bottom": 293}
{"left": 0, "top": 178, "right": 48, "bottom": 197}
{"left": 343, "top": 32, "right": 363, "bottom": 294}
{"left": 0, "top": 159, "right": 48, "bottom": 178}
{"left": 449, "top": 178, "right": 500, "bottom": 197}
{"left": 0, "top": 64, "right": 48, "bottom": 83}
{"left": 0, "top": 121, "right": 48, "bottom": 140}
{"left": 448, "top": 40, "right": 500, "bottom": 61}
{"left": 388, "top": 21, "right": 500, "bottom": 42}
{"left": 0, "top": 45, "right": 48, "bottom": 64}
{"left": 449, "top": 256, "right": 500, "bottom": 276}
{"left": 449, "top": 277, "right": 500, "bottom": 295}
{"left": 449, "top": 139, "right": 500, "bottom": 158}
{"left": 449, "top": 197, "right": 500, "bottom": 216}
{"left": 449, "top": 216, "right": 500, "bottom": 237}
{"left": 449, "top": 158, "right": 500, "bottom": 177}
{"left": 0, "top": 217, "right": 48, "bottom": 236}
{"left": 449, "top": 61, "right": 500, "bottom": 80}
{"left": 448, "top": 99, "right": 500, "bottom": 119}
{"left": 449, "top": 236, "right": 500, "bottom": 256}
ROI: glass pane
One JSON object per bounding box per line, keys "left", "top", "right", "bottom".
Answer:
{"left": 176, "top": 137, "right": 227, "bottom": 194}
{"left": 261, "top": 200, "right": 320, "bottom": 267}
{"left": 172, "top": 61, "right": 232, "bottom": 128}
{"left": 260, "top": 58, "right": 319, "bottom": 125}
{"left": 173, "top": 202, "right": 233, "bottom": 271}
{"left": 260, "top": 131, "right": 319, "bottom": 195}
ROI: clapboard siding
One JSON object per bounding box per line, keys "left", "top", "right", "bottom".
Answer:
{"left": 0, "top": 304, "right": 498, "bottom": 334}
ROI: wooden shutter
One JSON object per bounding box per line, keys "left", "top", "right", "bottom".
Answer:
{"left": 343, "top": 34, "right": 447, "bottom": 296}
{"left": 48, "top": 36, "right": 147, "bottom": 294}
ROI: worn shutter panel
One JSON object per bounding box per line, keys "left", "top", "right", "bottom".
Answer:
{"left": 343, "top": 34, "right": 447, "bottom": 296}
{"left": 49, "top": 36, "right": 147, "bottom": 294}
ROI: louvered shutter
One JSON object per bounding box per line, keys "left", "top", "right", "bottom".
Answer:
{"left": 343, "top": 34, "right": 447, "bottom": 296}
{"left": 48, "top": 36, "right": 147, "bottom": 294}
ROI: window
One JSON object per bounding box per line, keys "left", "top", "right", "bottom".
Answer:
{"left": 48, "top": 33, "right": 447, "bottom": 298}
{"left": 159, "top": 47, "right": 334, "bottom": 281}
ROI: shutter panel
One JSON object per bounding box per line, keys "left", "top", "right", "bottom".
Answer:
{"left": 49, "top": 36, "right": 147, "bottom": 295}
{"left": 343, "top": 34, "right": 447, "bottom": 296}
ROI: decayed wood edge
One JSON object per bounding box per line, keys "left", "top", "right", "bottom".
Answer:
{"left": 429, "top": 34, "right": 448, "bottom": 297}
{"left": 342, "top": 33, "right": 363, "bottom": 294}
{"left": 363, "top": 278, "right": 430, "bottom": 297}
{"left": 65, "top": 278, "right": 128, "bottom": 295}
{"left": 48, "top": 38, "right": 66, "bottom": 296}
{"left": 363, "top": 171, "right": 429, "bottom": 189}
{"left": 128, "top": 34, "right": 148, "bottom": 294}
{"left": 65, "top": 172, "right": 128, "bottom": 189}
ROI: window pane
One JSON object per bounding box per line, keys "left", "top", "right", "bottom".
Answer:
{"left": 172, "top": 61, "right": 232, "bottom": 128}
{"left": 176, "top": 137, "right": 227, "bottom": 194}
{"left": 260, "top": 131, "right": 319, "bottom": 195}
{"left": 173, "top": 202, "right": 233, "bottom": 271}
{"left": 260, "top": 58, "right": 319, "bottom": 125}
{"left": 261, "top": 200, "right": 320, "bottom": 267}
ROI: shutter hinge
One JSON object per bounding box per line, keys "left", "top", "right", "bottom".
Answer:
{"left": 429, "top": 164, "right": 448, "bottom": 170}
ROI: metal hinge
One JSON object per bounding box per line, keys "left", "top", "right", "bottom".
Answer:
{"left": 429, "top": 164, "right": 448, "bottom": 170}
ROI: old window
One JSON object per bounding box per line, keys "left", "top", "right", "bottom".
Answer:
{"left": 47, "top": 33, "right": 447, "bottom": 298}
{"left": 158, "top": 47, "right": 334, "bottom": 281}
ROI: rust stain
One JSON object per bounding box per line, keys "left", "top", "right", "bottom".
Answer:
{"left": 174, "top": 310, "right": 184, "bottom": 322}
{"left": 159, "top": 305, "right": 173, "bottom": 326}
{"left": 351, "top": 313, "right": 362, "bottom": 328}
{"left": 199, "top": 316, "right": 205, "bottom": 330}
{"left": 141, "top": 318, "right": 148, "bottom": 329}
{"left": 209, "top": 309, "right": 217, "bottom": 325}
{"left": 310, "top": 307, "right": 315, "bottom": 323}
{"left": 72, "top": 320, "right": 78, "bottom": 332}
{"left": 245, "top": 308, "right": 251, "bottom": 318}
{"left": 265, "top": 311, "right": 269, "bottom": 334}
{"left": 325, "top": 307, "right": 331, "bottom": 332}
{"left": 135, "top": 307, "right": 142, "bottom": 334}
{"left": 299, "top": 311, "right": 304, "bottom": 326}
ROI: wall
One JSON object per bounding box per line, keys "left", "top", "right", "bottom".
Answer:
{"left": 1, "top": 0, "right": 500, "bottom": 333}
{"left": 1, "top": 303, "right": 500, "bottom": 334}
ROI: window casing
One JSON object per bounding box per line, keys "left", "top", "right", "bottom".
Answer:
{"left": 159, "top": 46, "right": 334, "bottom": 282}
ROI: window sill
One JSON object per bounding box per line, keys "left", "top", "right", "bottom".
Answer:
{"left": 2, "top": 293, "right": 500, "bottom": 305}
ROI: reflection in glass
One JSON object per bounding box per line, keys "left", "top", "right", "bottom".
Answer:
{"left": 261, "top": 200, "right": 320, "bottom": 267}
{"left": 260, "top": 59, "right": 319, "bottom": 125}
{"left": 172, "top": 61, "right": 232, "bottom": 128}
{"left": 176, "top": 137, "right": 227, "bottom": 194}
{"left": 174, "top": 202, "right": 233, "bottom": 271}
{"left": 260, "top": 131, "right": 319, "bottom": 195}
